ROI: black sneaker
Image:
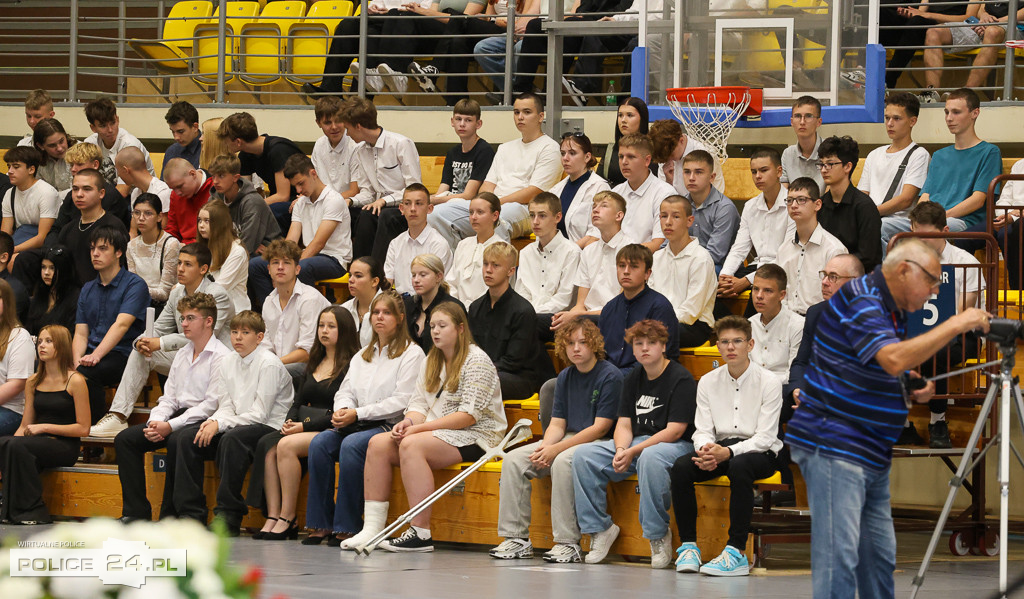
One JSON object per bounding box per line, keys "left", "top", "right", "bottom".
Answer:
{"left": 897, "top": 422, "right": 925, "bottom": 446}
{"left": 380, "top": 528, "right": 434, "bottom": 553}
{"left": 929, "top": 421, "right": 952, "bottom": 449}
{"left": 409, "top": 61, "right": 440, "bottom": 94}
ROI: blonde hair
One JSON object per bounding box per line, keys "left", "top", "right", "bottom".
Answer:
{"left": 25, "top": 89, "right": 52, "bottom": 111}
{"left": 424, "top": 302, "right": 475, "bottom": 394}
{"left": 199, "top": 199, "right": 237, "bottom": 271}
{"left": 64, "top": 142, "right": 102, "bottom": 165}
{"left": 482, "top": 240, "right": 517, "bottom": 266}
{"left": 360, "top": 290, "right": 414, "bottom": 362}
{"left": 410, "top": 253, "right": 449, "bottom": 294}
{"left": 199, "top": 117, "right": 231, "bottom": 171}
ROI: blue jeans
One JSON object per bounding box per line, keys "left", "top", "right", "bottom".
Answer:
{"left": 791, "top": 445, "right": 897, "bottom": 599}
{"left": 572, "top": 436, "right": 693, "bottom": 540}
{"left": 881, "top": 215, "right": 968, "bottom": 255}
{"left": 0, "top": 405, "right": 22, "bottom": 436}
{"left": 12, "top": 225, "right": 38, "bottom": 247}
{"left": 473, "top": 36, "right": 522, "bottom": 91}
{"left": 247, "top": 253, "right": 345, "bottom": 312}
{"left": 305, "top": 426, "right": 386, "bottom": 534}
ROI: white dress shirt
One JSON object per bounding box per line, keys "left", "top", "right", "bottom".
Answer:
{"left": 261, "top": 280, "right": 331, "bottom": 356}
{"left": 649, "top": 239, "right": 717, "bottom": 326}
{"left": 311, "top": 133, "right": 357, "bottom": 195}
{"left": 208, "top": 346, "right": 294, "bottom": 431}
{"left": 0, "top": 328, "right": 37, "bottom": 415}
{"left": 549, "top": 172, "right": 611, "bottom": 243}
{"left": 292, "top": 186, "right": 353, "bottom": 267}
{"left": 84, "top": 128, "right": 155, "bottom": 182}
{"left": 691, "top": 361, "right": 784, "bottom": 455}
{"left": 575, "top": 230, "right": 633, "bottom": 311}
{"left": 333, "top": 342, "right": 426, "bottom": 424}
{"left": 749, "top": 307, "right": 804, "bottom": 384}
{"left": 341, "top": 289, "right": 383, "bottom": 347}
{"left": 450, "top": 234, "right": 503, "bottom": 304}
{"left": 351, "top": 129, "right": 422, "bottom": 207}
{"left": 608, "top": 174, "right": 676, "bottom": 242}
{"left": 721, "top": 186, "right": 792, "bottom": 282}
{"left": 147, "top": 337, "right": 232, "bottom": 431}
{"left": 385, "top": 225, "right": 454, "bottom": 294}
{"left": 130, "top": 177, "right": 173, "bottom": 213}
{"left": 777, "top": 224, "right": 847, "bottom": 315}
{"left": 941, "top": 241, "right": 986, "bottom": 310}
{"left": 210, "top": 240, "right": 251, "bottom": 313}
{"left": 514, "top": 232, "right": 581, "bottom": 313}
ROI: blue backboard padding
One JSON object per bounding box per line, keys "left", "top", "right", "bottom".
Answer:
{"left": 635, "top": 44, "right": 885, "bottom": 128}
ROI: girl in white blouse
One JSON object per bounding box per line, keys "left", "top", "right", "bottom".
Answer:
{"left": 197, "top": 199, "right": 250, "bottom": 312}
{"left": 0, "top": 279, "right": 39, "bottom": 437}
{"left": 549, "top": 133, "right": 610, "bottom": 246}
{"left": 449, "top": 192, "right": 503, "bottom": 304}
{"left": 340, "top": 256, "right": 388, "bottom": 348}
{"left": 305, "top": 290, "right": 425, "bottom": 546}
{"left": 341, "top": 301, "right": 507, "bottom": 553}
{"left": 125, "top": 194, "right": 179, "bottom": 310}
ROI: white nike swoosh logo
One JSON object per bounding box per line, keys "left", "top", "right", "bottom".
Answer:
{"left": 635, "top": 403, "right": 662, "bottom": 416}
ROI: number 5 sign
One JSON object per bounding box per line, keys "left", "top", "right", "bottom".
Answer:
{"left": 906, "top": 265, "right": 956, "bottom": 337}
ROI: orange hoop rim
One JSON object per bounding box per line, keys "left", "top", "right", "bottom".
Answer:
{"left": 666, "top": 86, "right": 764, "bottom": 118}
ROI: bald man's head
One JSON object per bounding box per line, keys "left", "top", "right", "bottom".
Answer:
{"left": 163, "top": 157, "right": 202, "bottom": 198}
{"left": 821, "top": 254, "right": 864, "bottom": 300}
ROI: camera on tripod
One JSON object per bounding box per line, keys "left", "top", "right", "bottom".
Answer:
{"left": 985, "top": 317, "right": 1024, "bottom": 347}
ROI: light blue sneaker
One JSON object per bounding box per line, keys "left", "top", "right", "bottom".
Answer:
{"left": 675, "top": 542, "right": 701, "bottom": 573}
{"left": 699, "top": 545, "right": 749, "bottom": 577}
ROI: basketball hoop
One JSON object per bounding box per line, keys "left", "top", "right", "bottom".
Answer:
{"left": 666, "top": 86, "right": 764, "bottom": 165}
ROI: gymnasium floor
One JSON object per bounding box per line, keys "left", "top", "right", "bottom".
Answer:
{"left": 2, "top": 525, "right": 1022, "bottom": 598}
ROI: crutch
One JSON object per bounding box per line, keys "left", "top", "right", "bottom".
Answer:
{"left": 354, "top": 418, "right": 535, "bottom": 556}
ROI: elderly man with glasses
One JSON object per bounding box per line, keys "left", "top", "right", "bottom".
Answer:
{"left": 786, "top": 238, "right": 990, "bottom": 599}
{"left": 815, "top": 135, "right": 883, "bottom": 272}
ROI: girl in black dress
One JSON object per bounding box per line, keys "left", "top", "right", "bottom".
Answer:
{"left": 405, "top": 253, "right": 465, "bottom": 353}
{"left": 24, "top": 245, "right": 80, "bottom": 336}
{"left": 0, "top": 324, "right": 89, "bottom": 524}
{"left": 248, "top": 306, "right": 362, "bottom": 541}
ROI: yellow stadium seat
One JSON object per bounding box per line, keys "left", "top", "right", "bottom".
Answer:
{"left": 239, "top": 0, "right": 309, "bottom": 86}
{"left": 128, "top": 1, "right": 212, "bottom": 77}
{"left": 190, "top": 1, "right": 262, "bottom": 85}
{"left": 284, "top": 0, "right": 355, "bottom": 86}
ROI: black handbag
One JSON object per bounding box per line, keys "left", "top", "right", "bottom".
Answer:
{"left": 295, "top": 405, "right": 331, "bottom": 425}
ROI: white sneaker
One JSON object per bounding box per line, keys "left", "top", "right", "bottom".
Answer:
{"left": 89, "top": 413, "right": 127, "bottom": 438}
{"left": 542, "top": 543, "right": 582, "bottom": 563}
{"left": 350, "top": 61, "right": 384, "bottom": 93}
{"left": 377, "top": 63, "right": 408, "bottom": 97}
{"left": 490, "top": 538, "right": 533, "bottom": 559}
{"left": 650, "top": 531, "right": 673, "bottom": 569}
{"left": 584, "top": 523, "right": 620, "bottom": 564}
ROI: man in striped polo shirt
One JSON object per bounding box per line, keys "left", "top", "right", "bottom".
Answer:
{"left": 786, "top": 239, "right": 989, "bottom": 599}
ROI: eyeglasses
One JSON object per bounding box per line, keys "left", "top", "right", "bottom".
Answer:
{"left": 815, "top": 161, "right": 844, "bottom": 171}
{"left": 717, "top": 337, "right": 747, "bottom": 347}
{"left": 179, "top": 314, "right": 203, "bottom": 324}
{"left": 791, "top": 113, "right": 819, "bottom": 122}
{"left": 819, "top": 270, "right": 856, "bottom": 284}
{"left": 785, "top": 196, "right": 814, "bottom": 206}
{"left": 132, "top": 210, "right": 157, "bottom": 219}
{"left": 561, "top": 131, "right": 587, "bottom": 140}
{"left": 904, "top": 259, "right": 941, "bottom": 288}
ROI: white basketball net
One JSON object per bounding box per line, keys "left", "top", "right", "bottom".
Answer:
{"left": 668, "top": 89, "right": 752, "bottom": 165}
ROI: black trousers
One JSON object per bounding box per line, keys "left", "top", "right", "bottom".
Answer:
{"left": 679, "top": 321, "right": 712, "bottom": 349}
{"left": 884, "top": 14, "right": 938, "bottom": 89}
{"left": 78, "top": 352, "right": 130, "bottom": 424}
{"left": 441, "top": 18, "right": 504, "bottom": 104}
{"left": 320, "top": 18, "right": 388, "bottom": 92}
{"left": 170, "top": 422, "right": 274, "bottom": 527}
{"left": 536, "top": 313, "right": 555, "bottom": 343}
{"left": 671, "top": 446, "right": 777, "bottom": 549}
{"left": 114, "top": 410, "right": 187, "bottom": 520}
{"left": 574, "top": 33, "right": 633, "bottom": 95}
{"left": 352, "top": 205, "right": 408, "bottom": 264}
{"left": 498, "top": 370, "right": 542, "bottom": 401}
{"left": 512, "top": 17, "right": 587, "bottom": 93}
{"left": 0, "top": 434, "right": 80, "bottom": 523}
{"left": 375, "top": 11, "right": 449, "bottom": 74}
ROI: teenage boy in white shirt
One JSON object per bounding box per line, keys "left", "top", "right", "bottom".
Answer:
{"left": 747, "top": 264, "right": 804, "bottom": 384}
{"left": 649, "top": 195, "right": 716, "bottom": 348}
{"left": 385, "top": 184, "right": 453, "bottom": 295}
{"left": 259, "top": 239, "right": 331, "bottom": 378}
{"left": 310, "top": 96, "right": 359, "bottom": 199}
{"left": 1, "top": 145, "right": 59, "bottom": 253}
{"left": 670, "top": 315, "right": 783, "bottom": 577}
{"left": 91, "top": 243, "right": 234, "bottom": 438}
{"left": 248, "top": 155, "right": 351, "bottom": 309}
{"left": 781, "top": 96, "right": 825, "bottom": 194}
{"left": 607, "top": 133, "right": 675, "bottom": 254}
{"left": 18, "top": 89, "right": 55, "bottom": 148}
{"left": 82, "top": 97, "right": 155, "bottom": 197}
{"left": 433, "top": 92, "right": 561, "bottom": 246}
{"left": 858, "top": 92, "right": 930, "bottom": 225}
{"left": 719, "top": 148, "right": 792, "bottom": 304}
{"left": 114, "top": 292, "right": 231, "bottom": 522}
{"left": 344, "top": 98, "right": 422, "bottom": 262}
{"left": 649, "top": 119, "right": 725, "bottom": 194}
{"left": 169, "top": 310, "right": 293, "bottom": 534}
{"left": 515, "top": 192, "right": 581, "bottom": 340}
{"left": 428, "top": 100, "right": 496, "bottom": 247}
{"left": 553, "top": 191, "right": 631, "bottom": 331}
{"left": 776, "top": 177, "right": 847, "bottom": 315}
{"left": 682, "top": 150, "right": 740, "bottom": 271}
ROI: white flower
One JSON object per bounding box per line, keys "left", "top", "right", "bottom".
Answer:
{"left": 50, "top": 575, "right": 106, "bottom": 599}
{"left": 0, "top": 576, "right": 44, "bottom": 597}
{"left": 189, "top": 568, "right": 226, "bottom": 598}
{"left": 120, "top": 577, "right": 185, "bottom": 599}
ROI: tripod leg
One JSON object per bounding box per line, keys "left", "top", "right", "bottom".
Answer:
{"left": 910, "top": 379, "right": 1000, "bottom": 599}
